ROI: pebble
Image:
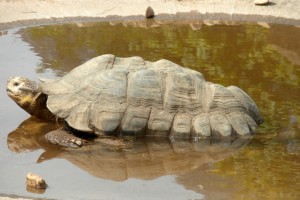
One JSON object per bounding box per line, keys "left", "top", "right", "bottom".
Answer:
{"left": 26, "top": 172, "right": 47, "bottom": 189}
{"left": 255, "top": 0, "right": 270, "bottom": 5}
{"left": 145, "top": 6, "right": 155, "bottom": 18}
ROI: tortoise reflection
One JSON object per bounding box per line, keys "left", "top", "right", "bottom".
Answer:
{"left": 8, "top": 117, "right": 251, "bottom": 181}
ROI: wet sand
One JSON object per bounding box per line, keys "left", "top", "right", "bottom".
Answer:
{"left": 0, "top": 0, "right": 299, "bottom": 30}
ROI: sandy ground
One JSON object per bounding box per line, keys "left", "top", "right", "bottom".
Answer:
{"left": 0, "top": 0, "right": 299, "bottom": 30}
{"left": 0, "top": 197, "right": 33, "bottom": 200}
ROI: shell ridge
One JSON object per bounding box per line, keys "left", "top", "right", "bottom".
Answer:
{"left": 128, "top": 69, "right": 163, "bottom": 108}
{"left": 105, "top": 54, "right": 116, "bottom": 69}
{"left": 169, "top": 111, "right": 179, "bottom": 138}
{"left": 226, "top": 86, "right": 263, "bottom": 125}
{"left": 65, "top": 101, "right": 93, "bottom": 132}
{"left": 46, "top": 94, "right": 80, "bottom": 119}
{"left": 171, "top": 113, "right": 193, "bottom": 138}
{"left": 41, "top": 54, "right": 116, "bottom": 96}
{"left": 89, "top": 100, "right": 126, "bottom": 133}
{"left": 226, "top": 111, "right": 251, "bottom": 136}
{"left": 209, "top": 85, "right": 247, "bottom": 114}
{"left": 192, "top": 113, "right": 212, "bottom": 137}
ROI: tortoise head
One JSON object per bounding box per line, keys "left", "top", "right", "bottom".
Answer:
{"left": 6, "top": 77, "right": 42, "bottom": 114}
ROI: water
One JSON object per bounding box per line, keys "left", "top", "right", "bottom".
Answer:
{"left": 0, "top": 20, "right": 299, "bottom": 200}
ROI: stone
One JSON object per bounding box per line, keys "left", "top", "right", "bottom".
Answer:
{"left": 26, "top": 172, "right": 47, "bottom": 189}
{"left": 145, "top": 6, "right": 154, "bottom": 18}
{"left": 255, "top": 0, "right": 270, "bottom": 5}
{"left": 257, "top": 22, "right": 270, "bottom": 29}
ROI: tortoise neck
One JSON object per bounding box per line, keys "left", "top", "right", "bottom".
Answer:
{"left": 28, "top": 92, "right": 60, "bottom": 122}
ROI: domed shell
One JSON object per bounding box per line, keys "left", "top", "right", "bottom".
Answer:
{"left": 40, "top": 54, "right": 263, "bottom": 138}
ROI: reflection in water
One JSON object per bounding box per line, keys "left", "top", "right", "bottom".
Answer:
{"left": 7, "top": 116, "right": 60, "bottom": 153}
{"left": 8, "top": 117, "right": 250, "bottom": 183}
{"left": 0, "top": 30, "right": 8, "bottom": 37}
{"left": 20, "top": 20, "right": 300, "bottom": 87}
{"left": 19, "top": 20, "right": 300, "bottom": 142}
{"left": 268, "top": 24, "right": 300, "bottom": 66}
{"left": 3, "top": 20, "right": 299, "bottom": 199}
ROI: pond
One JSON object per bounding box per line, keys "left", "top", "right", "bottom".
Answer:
{"left": 0, "top": 20, "right": 299, "bottom": 200}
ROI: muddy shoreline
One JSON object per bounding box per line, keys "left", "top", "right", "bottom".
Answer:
{"left": 0, "top": 0, "right": 299, "bottom": 31}
{"left": 1, "top": 12, "right": 299, "bottom": 32}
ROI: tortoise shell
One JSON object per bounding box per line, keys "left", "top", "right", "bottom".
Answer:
{"left": 41, "top": 54, "right": 263, "bottom": 138}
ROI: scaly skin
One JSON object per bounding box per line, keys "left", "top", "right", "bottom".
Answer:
{"left": 45, "top": 128, "right": 87, "bottom": 148}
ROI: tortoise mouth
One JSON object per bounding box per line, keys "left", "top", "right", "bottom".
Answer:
{"left": 6, "top": 88, "right": 20, "bottom": 99}
{"left": 6, "top": 88, "right": 14, "bottom": 95}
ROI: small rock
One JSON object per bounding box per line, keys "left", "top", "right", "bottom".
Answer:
{"left": 255, "top": 0, "right": 270, "bottom": 5}
{"left": 257, "top": 22, "right": 270, "bottom": 29}
{"left": 26, "top": 172, "right": 47, "bottom": 189}
{"left": 145, "top": 6, "right": 155, "bottom": 18}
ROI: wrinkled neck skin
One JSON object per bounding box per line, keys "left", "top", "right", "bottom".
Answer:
{"left": 20, "top": 92, "right": 60, "bottom": 122}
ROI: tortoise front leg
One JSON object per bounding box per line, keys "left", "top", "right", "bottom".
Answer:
{"left": 45, "top": 128, "right": 87, "bottom": 148}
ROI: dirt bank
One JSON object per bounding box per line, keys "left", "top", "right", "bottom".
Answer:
{"left": 0, "top": 0, "right": 299, "bottom": 30}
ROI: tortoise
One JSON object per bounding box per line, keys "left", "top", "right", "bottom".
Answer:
{"left": 6, "top": 54, "right": 263, "bottom": 147}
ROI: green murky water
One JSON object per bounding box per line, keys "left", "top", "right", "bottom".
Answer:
{"left": 0, "top": 20, "right": 299, "bottom": 199}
